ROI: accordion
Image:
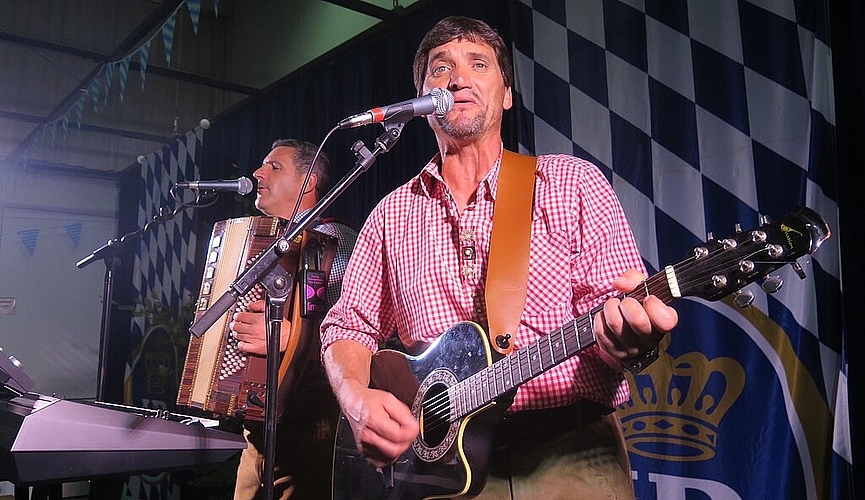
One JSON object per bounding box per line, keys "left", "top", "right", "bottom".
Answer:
{"left": 177, "top": 216, "right": 336, "bottom": 421}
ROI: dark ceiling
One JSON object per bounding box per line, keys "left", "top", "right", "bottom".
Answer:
{"left": 0, "top": 0, "right": 420, "bottom": 176}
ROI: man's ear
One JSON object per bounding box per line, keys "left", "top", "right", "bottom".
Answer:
{"left": 503, "top": 86, "right": 513, "bottom": 111}
{"left": 303, "top": 173, "right": 318, "bottom": 195}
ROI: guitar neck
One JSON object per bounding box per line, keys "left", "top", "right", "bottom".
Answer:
{"left": 448, "top": 266, "right": 681, "bottom": 420}
{"left": 446, "top": 203, "right": 832, "bottom": 421}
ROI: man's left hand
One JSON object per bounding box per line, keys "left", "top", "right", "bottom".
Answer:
{"left": 594, "top": 269, "right": 678, "bottom": 370}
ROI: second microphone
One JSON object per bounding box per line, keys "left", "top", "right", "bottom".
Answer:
{"left": 175, "top": 177, "right": 254, "bottom": 195}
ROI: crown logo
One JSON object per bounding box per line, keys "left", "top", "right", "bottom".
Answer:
{"left": 617, "top": 350, "right": 745, "bottom": 462}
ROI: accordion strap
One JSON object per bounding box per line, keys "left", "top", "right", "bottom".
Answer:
{"left": 275, "top": 229, "right": 337, "bottom": 417}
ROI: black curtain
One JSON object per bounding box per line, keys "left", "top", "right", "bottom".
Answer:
{"left": 829, "top": 0, "right": 864, "bottom": 492}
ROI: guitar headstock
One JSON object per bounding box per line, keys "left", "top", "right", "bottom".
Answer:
{"left": 673, "top": 207, "right": 830, "bottom": 303}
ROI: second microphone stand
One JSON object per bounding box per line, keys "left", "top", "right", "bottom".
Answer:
{"left": 77, "top": 191, "right": 217, "bottom": 402}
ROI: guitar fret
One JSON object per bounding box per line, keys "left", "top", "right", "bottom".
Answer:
{"left": 532, "top": 340, "right": 541, "bottom": 371}
{"left": 547, "top": 329, "right": 562, "bottom": 366}
{"left": 541, "top": 335, "right": 553, "bottom": 370}
{"left": 561, "top": 324, "right": 569, "bottom": 358}
{"left": 449, "top": 387, "right": 456, "bottom": 418}
{"left": 454, "top": 387, "right": 461, "bottom": 418}
{"left": 488, "top": 361, "right": 497, "bottom": 400}
{"left": 501, "top": 357, "right": 512, "bottom": 392}
{"left": 563, "top": 321, "right": 576, "bottom": 355}
{"left": 484, "top": 366, "right": 493, "bottom": 404}
{"left": 551, "top": 327, "right": 566, "bottom": 364}
{"left": 489, "top": 364, "right": 497, "bottom": 402}
{"left": 579, "top": 313, "right": 595, "bottom": 350}
{"left": 513, "top": 348, "right": 522, "bottom": 383}
{"left": 492, "top": 360, "right": 502, "bottom": 399}
{"left": 581, "top": 314, "right": 589, "bottom": 350}
{"left": 533, "top": 342, "right": 542, "bottom": 375}
{"left": 463, "top": 377, "right": 472, "bottom": 413}
{"left": 472, "top": 374, "right": 481, "bottom": 410}
{"left": 516, "top": 348, "right": 526, "bottom": 384}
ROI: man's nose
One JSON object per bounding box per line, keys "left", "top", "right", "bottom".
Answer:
{"left": 448, "top": 65, "right": 470, "bottom": 90}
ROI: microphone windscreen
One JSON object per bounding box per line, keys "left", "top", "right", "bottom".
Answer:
{"left": 237, "top": 177, "right": 254, "bottom": 195}
{"left": 431, "top": 88, "right": 454, "bottom": 116}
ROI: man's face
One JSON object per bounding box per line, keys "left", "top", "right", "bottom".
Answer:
{"left": 422, "top": 38, "right": 512, "bottom": 141}
{"left": 253, "top": 146, "right": 306, "bottom": 218}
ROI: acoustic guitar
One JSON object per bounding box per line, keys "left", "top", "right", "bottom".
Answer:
{"left": 332, "top": 206, "right": 829, "bottom": 500}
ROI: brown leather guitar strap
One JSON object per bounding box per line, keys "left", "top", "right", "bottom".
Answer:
{"left": 485, "top": 149, "right": 537, "bottom": 355}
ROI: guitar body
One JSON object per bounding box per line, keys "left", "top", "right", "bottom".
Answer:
{"left": 332, "top": 322, "right": 508, "bottom": 500}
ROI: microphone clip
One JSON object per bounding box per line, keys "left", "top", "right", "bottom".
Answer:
{"left": 375, "top": 122, "right": 404, "bottom": 153}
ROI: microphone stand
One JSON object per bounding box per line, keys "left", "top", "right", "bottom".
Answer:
{"left": 189, "top": 122, "right": 405, "bottom": 500}
{"left": 77, "top": 192, "right": 217, "bottom": 402}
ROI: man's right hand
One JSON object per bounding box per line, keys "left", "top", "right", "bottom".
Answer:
{"left": 342, "top": 386, "right": 419, "bottom": 468}
{"left": 323, "top": 339, "right": 419, "bottom": 468}
{"left": 230, "top": 299, "right": 290, "bottom": 355}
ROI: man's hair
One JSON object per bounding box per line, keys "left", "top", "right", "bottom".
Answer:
{"left": 412, "top": 16, "right": 514, "bottom": 95}
{"left": 270, "top": 138, "right": 332, "bottom": 199}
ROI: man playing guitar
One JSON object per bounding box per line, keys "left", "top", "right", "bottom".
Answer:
{"left": 320, "top": 16, "right": 677, "bottom": 500}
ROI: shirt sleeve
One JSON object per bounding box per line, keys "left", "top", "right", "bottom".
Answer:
{"left": 320, "top": 201, "right": 397, "bottom": 355}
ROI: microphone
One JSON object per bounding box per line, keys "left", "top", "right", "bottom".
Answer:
{"left": 175, "top": 176, "right": 254, "bottom": 195}
{"left": 337, "top": 88, "right": 454, "bottom": 129}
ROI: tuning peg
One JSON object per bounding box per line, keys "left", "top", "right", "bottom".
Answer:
{"left": 732, "top": 289, "right": 755, "bottom": 307}
{"left": 761, "top": 275, "right": 784, "bottom": 293}
{"left": 790, "top": 261, "right": 807, "bottom": 280}
{"left": 759, "top": 214, "right": 771, "bottom": 225}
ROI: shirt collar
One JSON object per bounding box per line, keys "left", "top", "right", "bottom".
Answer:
{"left": 416, "top": 144, "right": 504, "bottom": 202}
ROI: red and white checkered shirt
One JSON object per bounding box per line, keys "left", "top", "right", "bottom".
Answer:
{"left": 321, "top": 149, "right": 645, "bottom": 411}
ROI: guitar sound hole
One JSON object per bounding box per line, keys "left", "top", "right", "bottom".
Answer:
{"left": 419, "top": 382, "right": 450, "bottom": 447}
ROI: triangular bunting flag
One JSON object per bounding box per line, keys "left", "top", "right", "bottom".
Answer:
{"left": 139, "top": 40, "right": 152, "bottom": 91}
{"left": 119, "top": 56, "right": 130, "bottom": 102}
{"left": 103, "top": 63, "right": 114, "bottom": 106}
{"left": 162, "top": 12, "right": 177, "bottom": 66}
{"left": 74, "top": 97, "right": 84, "bottom": 128}
{"left": 18, "top": 229, "right": 39, "bottom": 256}
{"left": 89, "top": 73, "right": 102, "bottom": 112}
{"left": 186, "top": 0, "right": 201, "bottom": 34}
{"left": 64, "top": 222, "right": 83, "bottom": 246}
